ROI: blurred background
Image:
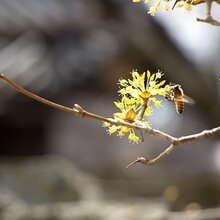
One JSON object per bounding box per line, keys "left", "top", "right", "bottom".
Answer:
{"left": 0, "top": 0, "right": 220, "bottom": 219}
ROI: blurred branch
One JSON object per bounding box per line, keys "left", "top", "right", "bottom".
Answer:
{"left": 196, "top": 0, "right": 220, "bottom": 26}
{"left": 0, "top": 73, "right": 220, "bottom": 167}
{"left": 197, "top": 17, "right": 220, "bottom": 26}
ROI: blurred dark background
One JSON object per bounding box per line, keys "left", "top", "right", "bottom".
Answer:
{"left": 0, "top": 0, "right": 220, "bottom": 219}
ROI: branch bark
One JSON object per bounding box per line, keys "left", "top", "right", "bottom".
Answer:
{"left": 0, "top": 73, "right": 220, "bottom": 167}
{"left": 196, "top": 0, "right": 220, "bottom": 26}
{"left": 197, "top": 17, "right": 220, "bottom": 26}
{"left": 126, "top": 127, "right": 220, "bottom": 167}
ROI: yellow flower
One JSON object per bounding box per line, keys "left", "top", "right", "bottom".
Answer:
{"left": 114, "top": 101, "right": 124, "bottom": 110}
{"left": 177, "top": 3, "right": 185, "bottom": 8}
{"left": 111, "top": 105, "right": 140, "bottom": 143}
{"left": 130, "top": 70, "right": 146, "bottom": 91}
{"left": 103, "top": 121, "right": 110, "bottom": 127}
{"left": 118, "top": 70, "right": 167, "bottom": 120}
{"left": 185, "top": 3, "right": 192, "bottom": 11}
{"left": 144, "top": 106, "right": 152, "bottom": 116}
{"left": 156, "top": 70, "right": 163, "bottom": 79}
{"left": 128, "top": 132, "right": 140, "bottom": 143}
{"left": 108, "top": 125, "right": 119, "bottom": 134}
{"left": 119, "top": 88, "right": 127, "bottom": 96}
{"left": 148, "top": 0, "right": 161, "bottom": 16}
{"left": 135, "top": 0, "right": 194, "bottom": 14}
{"left": 148, "top": 6, "right": 157, "bottom": 16}
{"left": 104, "top": 69, "right": 169, "bottom": 144}
{"left": 118, "top": 79, "right": 128, "bottom": 87}
{"left": 114, "top": 108, "right": 136, "bottom": 124}
{"left": 104, "top": 107, "right": 139, "bottom": 143}
{"left": 154, "top": 100, "right": 162, "bottom": 108}
{"left": 118, "top": 127, "right": 131, "bottom": 136}
{"left": 163, "top": 3, "right": 169, "bottom": 12}
{"left": 142, "top": 120, "right": 150, "bottom": 127}
{"left": 155, "top": 0, "right": 161, "bottom": 7}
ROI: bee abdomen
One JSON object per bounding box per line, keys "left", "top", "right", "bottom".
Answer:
{"left": 176, "top": 101, "right": 184, "bottom": 114}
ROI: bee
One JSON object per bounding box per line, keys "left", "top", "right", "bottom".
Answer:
{"left": 165, "top": 83, "right": 195, "bottom": 114}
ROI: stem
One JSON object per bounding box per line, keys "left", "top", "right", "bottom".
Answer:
{"left": 138, "top": 104, "right": 147, "bottom": 121}
{"left": 1, "top": 73, "right": 219, "bottom": 167}
{"left": 127, "top": 127, "right": 220, "bottom": 167}
{"left": 0, "top": 73, "right": 78, "bottom": 116}
{"left": 0, "top": 73, "right": 149, "bottom": 129}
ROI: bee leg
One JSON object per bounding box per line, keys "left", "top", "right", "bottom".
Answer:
{"left": 165, "top": 94, "right": 174, "bottom": 102}
{"left": 172, "top": 0, "right": 179, "bottom": 9}
{"left": 140, "top": 131, "right": 144, "bottom": 142}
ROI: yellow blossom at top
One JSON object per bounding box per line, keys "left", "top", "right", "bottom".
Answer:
{"left": 132, "top": 0, "right": 195, "bottom": 15}
{"left": 119, "top": 70, "right": 166, "bottom": 106}
{"left": 118, "top": 70, "right": 167, "bottom": 120}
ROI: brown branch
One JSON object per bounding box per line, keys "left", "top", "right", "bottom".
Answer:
{"left": 0, "top": 73, "right": 126, "bottom": 125}
{"left": 196, "top": 0, "right": 220, "bottom": 26}
{"left": 0, "top": 73, "right": 219, "bottom": 167}
{"left": 0, "top": 73, "right": 175, "bottom": 138}
{"left": 126, "top": 143, "right": 176, "bottom": 168}
{"left": 197, "top": 17, "right": 220, "bottom": 26}
{"left": 127, "top": 127, "right": 220, "bottom": 167}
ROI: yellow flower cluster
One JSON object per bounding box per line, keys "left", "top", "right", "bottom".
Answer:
{"left": 132, "top": 0, "right": 193, "bottom": 15}
{"left": 175, "top": 1, "right": 192, "bottom": 11}
{"left": 103, "top": 70, "right": 170, "bottom": 144}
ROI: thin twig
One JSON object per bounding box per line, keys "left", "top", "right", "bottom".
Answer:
{"left": 0, "top": 73, "right": 81, "bottom": 116}
{"left": 0, "top": 73, "right": 170, "bottom": 135}
{"left": 196, "top": 0, "right": 220, "bottom": 26}
{"left": 0, "top": 73, "right": 219, "bottom": 167}
{"left": 127, "top": 143, "right": 177, "bottom": 167}
{"left": 128, "top": 127, "right": 220, "bottom": 167}
{"left": 197, "top": 17, "right": 220, "bottom": 26}
{"left": 0, "top": 73, "right": 139, "bottom": 127}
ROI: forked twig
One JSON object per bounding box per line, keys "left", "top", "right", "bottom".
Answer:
{"left": 197, "top": 0, "right": 220, "bottom": 26}
{"left": 0, "top": 73, "right": 220, "bottom": 167}
{"left": 127, "top": 127, "right": 220, "bottom": 167}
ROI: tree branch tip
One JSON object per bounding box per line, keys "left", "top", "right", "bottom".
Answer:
{"left": 197, "top": 17, "right": 220, "bottom": 26}
{"left": 0, "top": 73, "right": 5, "bottom": 79}
{"left": 126, "top": 159, "right": 139, "bottom": 168}
{"left": 126, "top": 157, "right": 149, "bottom": 168}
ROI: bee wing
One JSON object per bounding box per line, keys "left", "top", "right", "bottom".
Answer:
{"left": 183, "top": 95, "right": 195, "bottom": 104}
{"left": 174, "top": 95, "right": 195, "bottom": 105}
